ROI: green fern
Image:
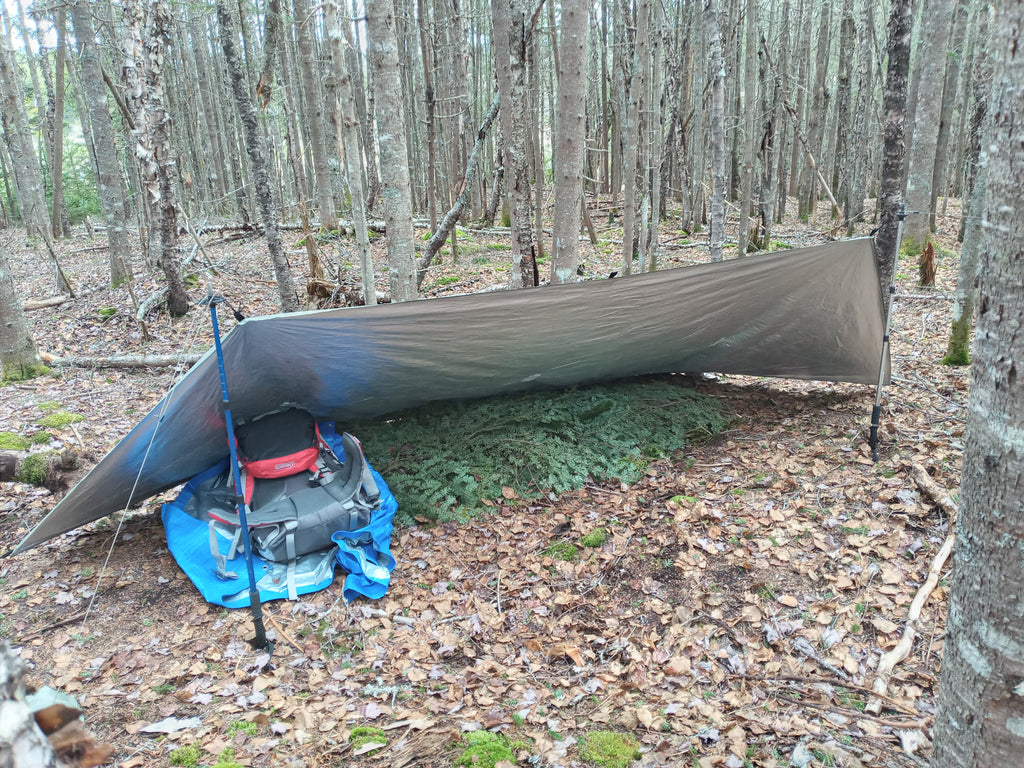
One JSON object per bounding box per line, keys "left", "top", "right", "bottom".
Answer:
{"left": 350, "top": 379, "right": 726, "bottom": 523}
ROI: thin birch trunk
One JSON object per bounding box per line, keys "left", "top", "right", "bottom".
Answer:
{"left": 705, "top": 0, "right": 727, "bottom": 262}
{"left": 216, "top": 0, "right": 298, "bottom": 312}
{"left": 327, "top": 0, "right": 376, "bottom": 305}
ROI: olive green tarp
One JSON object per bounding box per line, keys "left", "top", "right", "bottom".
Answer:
{"left": 11, "top": 238, "right": 887, "bottom": 555}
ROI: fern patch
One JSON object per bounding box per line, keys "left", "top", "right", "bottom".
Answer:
{"left": 349, "top": 378, "right": 727, "bottom": 523}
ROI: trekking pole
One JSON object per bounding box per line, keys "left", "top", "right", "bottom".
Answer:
{"left": 869, "top": 205, "right": 913, "bottom": 462}
{"left": 203, "top": 294, "right": 272, "bottom": 654}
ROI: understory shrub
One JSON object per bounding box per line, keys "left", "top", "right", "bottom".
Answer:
{"left": 351, "top": 378, "right": 727, "bottom": 523}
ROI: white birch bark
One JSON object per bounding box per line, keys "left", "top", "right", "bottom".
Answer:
{"left": 366, "top": 0, "right": 417, "bottom": 301}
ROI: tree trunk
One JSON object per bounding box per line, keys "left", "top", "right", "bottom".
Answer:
{"left": 736, "top": 0, "right": 757, "bottom": 257}
{"left": 620, "top": 0, "right": 649, "bottom": 276}
{"left": 48, "top": 8, "right": 70, "bottom": 239}
{"left": 705, "top": 0, "right": 727, "bottom": 262}
{"left": 122, "top": 0, "right": 188, "bottom": 318}
{"left": 928, "top": 0, "right": 968, "bottom": 233}
{"left": 845, "top": 0, "right": 872, "bottom": 235}
{"left": 0, "top": 239, "right": 46, "bottom": 382}
{"left": 327, "top": 0, "right": 376, "bottom": 305}
{"left": 873, "top": 0, "right": 913, "bottom": 304}
{"left": 216, "top": 0, "right": 298, "bottom": 312}
{"left": 0, "top": 23, "right": 50, "bottom": 240}
{"left": 366, "top": 0, "right": 417, "bottom": 302}
{"left": 903, "top": 0, "right": 954, "bottom": 249}
{"left": 931, "top": 1, "right": 1024, "bottom": 759}
{"left": 293, "top": 0, "right": 337, "bottom": 230}
{"left": 69, "top": 0, "right": 133, "bottom": 289}
{"left": 497, "top": 0, "right": 536, "bottom": 288}
{"left": 550, "top": 0, "right": 589, "bottom": 284}
{"left": 796, "top": 2, "right": 831, "bottom": 221}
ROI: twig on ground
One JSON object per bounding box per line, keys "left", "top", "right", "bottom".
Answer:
{"left": 867, "top": 463, "right": 957, "bottom": 713}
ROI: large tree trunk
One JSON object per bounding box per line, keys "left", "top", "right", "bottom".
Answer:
{"left": 216, "top": 0, "right": 299, "bottom": 312}
{"left": 550, "top": 0, "right": 589, "bottom": 284}
{"left": 931, "top": 1, "right": 1024, "bottom": 760}
{"left": 293, "top": 0, "right": 337, "bottom": 230}
{"left": 902, "top": 0, "right": 955, "bottom": 249}
{"left": 736, "top": 0, "right": 757, "bottom": 257}
{"left": 327, "top": 0, "right": 376, "bottom": 305}
{"left": 620, "top": 0, "right": 648, "bottom": 276}
{"left": 705, "top": 0, "right": 727, "bottom": 262}
{"left": 48, "top": 8, "right": 70, "bottom": 239}
{"left": 0, "top": 239, "right": 46, "bottom": 382}
{"left": 366, "top": 0, "right": 417, "bottom": 302}
{"left": 497, "top": 0, "right": 536, "bottom": 288}
{"left": 69, "top": 0, "right": 133, "bottom": 289}
{"left": 873, "top": 0, "right": 913, "bottom": 304}
{"left": 122, "top": 0, "right": 188, "bottom": 318}
{"left": 0, "top": 23, "right": 51, "bottom": 240}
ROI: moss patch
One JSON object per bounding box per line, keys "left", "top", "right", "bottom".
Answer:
{"left": 454, "top": 731, "right": 523, "bottom": 768}
{"left": 349, "top": 725, "right": 387, "bottom": 753}
{"left": 579, "top": 730, "right": 641, "bottom": 768}
{"left": 0, "top": 432, "right": 30, "bottom": 451}
{"left": 37, "top": 410, "right": 83, "bottom": 428}
{"left": 544, "top": 541, "right": 579, "bottom": 561}
{"left": 579, "top": 528, "right": 609, "bottom": 548}
{"left": 30, "top": 431, "right": 52, "bottom": 445}
{"left": 169, "top": 745, "right": 200, "bottom": 767}
{"left": 15, "top": 451, "right": 57, "bottom": 486}
{"left": 1, "top": 363, "right": 49, "bottom": 382}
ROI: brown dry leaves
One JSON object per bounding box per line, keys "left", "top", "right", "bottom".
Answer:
{"left": 0, "top": 206, "right": 968, "bottom": 767}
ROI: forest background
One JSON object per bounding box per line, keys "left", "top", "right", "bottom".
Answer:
{"left": 0, "top": 0, "right": 1022, "bottom": 766}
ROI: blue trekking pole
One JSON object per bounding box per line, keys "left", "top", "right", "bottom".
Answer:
{"left": 202, "top": 294, "right": 271, "bottom": 653}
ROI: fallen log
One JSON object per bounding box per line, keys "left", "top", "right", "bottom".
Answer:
{"left": 44, "top": 353, "right": 203, "bottom": 369}
{"left": 22, "top": 296, "right": 69, "bottom": 311}
{"left": 0, "top": 449, "right": 80, "bottom": 493}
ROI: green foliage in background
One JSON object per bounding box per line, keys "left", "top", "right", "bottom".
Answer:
{"left": 351, "top": 379, "right": 726, "bottom": 524}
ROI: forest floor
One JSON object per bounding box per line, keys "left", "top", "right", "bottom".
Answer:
{"left": 0, "top": 198, "right": 967, "bottom": 768}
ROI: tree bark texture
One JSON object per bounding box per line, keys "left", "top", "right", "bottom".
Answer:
{"left": 500, "top": 0, "right": 536, "bottom": 288}
{"left": 122, "top": 0, "right": 189, "bottom": 317}
{"left": 0, "top": 238, "right": 45, "bottom": 381}
{"left": 69, "top": 0, "right": 133, "bottom": 289}
{"left": 0, "top": 23, "right": 50, "bottom": 239}
{"left": 293, "top": 0, "right": 338, "bottom": 230}
{"left": 705, "top": 0, "right": 726, "bottom": 262}
{"left": 931, "top": 1, "right": 1024, "bottom": 760}
{"left": 903, "top": 0, "right": 955, "bottom": 248}
{"left": 366, "top": 0, "right": 417, "bottom": 302}
{"left": 216, "top": 0, "right": 299, "bottom": 312}
{"left": 327, "top": 0, "right": 376, "bottom": 305}
{"left": 874, "top": 0, "right": 913, "bottom": 304}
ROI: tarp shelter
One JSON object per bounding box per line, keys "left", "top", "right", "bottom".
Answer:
{"left": 11, "top": 238, "right": 887, "bottom": 555}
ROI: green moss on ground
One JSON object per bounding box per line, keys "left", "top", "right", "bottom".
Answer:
{"left": 454, "top": 732, "right": 525, "bottom": 768}
{"left": 544, "top": 541, "right": 579, "bottom": 561}
{"left": 168, "top": 745, "right": 200, "bottom": 767}
{"left": 37, "top": 410, "right": 83, "bottom": 428}
{"left": 579, "top": 528, "right": 609, "bottom": 548}
{"left": 349, "top": 726, "right": 387, "bottom": 753}
{"left": 578, "top": 730, "right": 641, "bottom": 768}
{"left": 0, "top": 432, "right": 30, "bottom": 451}
{"left": 352, "top": 379, "right": 727, "bottom": 523}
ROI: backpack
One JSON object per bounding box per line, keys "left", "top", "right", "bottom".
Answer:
{"left": 206, "top": 408, "right": 380, "bottom": 597}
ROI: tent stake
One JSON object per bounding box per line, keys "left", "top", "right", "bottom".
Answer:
{"left": 869, "top": 206, "right": 912, "bottom": 461}
{"left": 203, "top": 295, "right": 272, "bottom": 654}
